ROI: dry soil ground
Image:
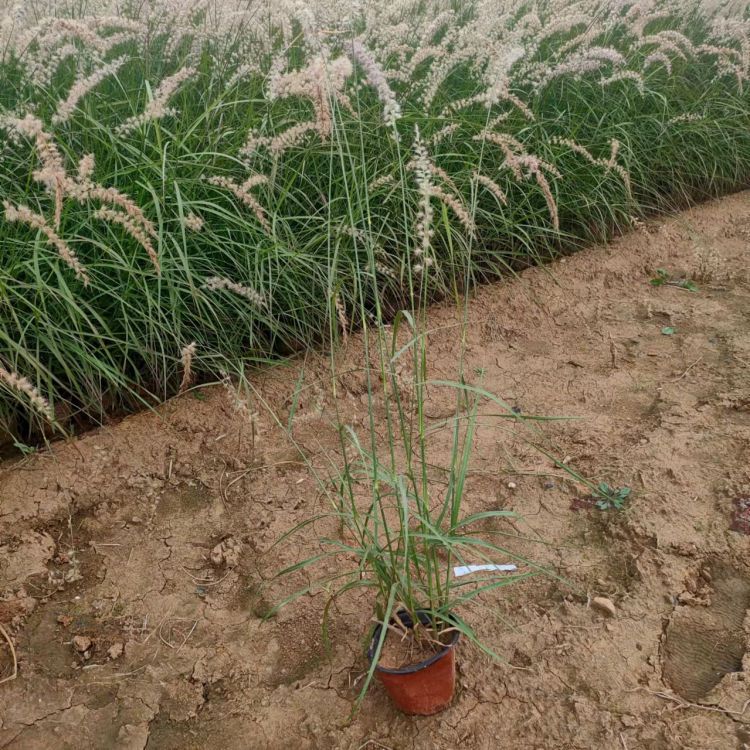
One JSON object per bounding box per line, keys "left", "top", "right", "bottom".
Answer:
{"left": 1, "top": 193, "right": 750, "bottom": 750}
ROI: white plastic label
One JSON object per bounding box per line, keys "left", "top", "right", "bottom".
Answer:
{"left": 453, "top": 563, "right": 517, "bottom": 578}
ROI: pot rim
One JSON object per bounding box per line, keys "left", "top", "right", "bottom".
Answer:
{"left": 367, "top": 609, "right": 461, "bottom": 675}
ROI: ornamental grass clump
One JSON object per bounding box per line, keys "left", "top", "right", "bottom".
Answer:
{"left": 268, "top": 311, "right": 563, "bottom": 711}
{"left": 1, "top": 0, "right": 750, "bottom": 441}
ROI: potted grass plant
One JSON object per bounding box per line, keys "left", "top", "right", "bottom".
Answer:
{"left": 270, "top": 315, "right": 543, "bottom": 715}
{"left": 266, "top": 123, "right": 556, "bottom": 715}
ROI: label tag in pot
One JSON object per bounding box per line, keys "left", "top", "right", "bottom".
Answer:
{"left": 453, "top": 563, "right": 517, "bottom": 577}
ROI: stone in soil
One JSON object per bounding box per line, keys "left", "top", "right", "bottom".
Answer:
{"left": 591, "top": 597, "right": 617, "bottom": 618}
{"left": 72, "top": 635, "right": 92, "bottom": 653}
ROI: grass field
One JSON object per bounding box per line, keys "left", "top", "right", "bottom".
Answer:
{"left": 1, "top": 0, "right": 750, "bottom": 442}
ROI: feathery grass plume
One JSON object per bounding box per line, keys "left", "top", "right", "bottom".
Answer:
{"left": 430, "top": 122, "right": 459, "bottom": 145}
{"left": 350, "top": 38, "right": 402, "bottom": 131}
{"left": 403, "top": 44, "right": 447, "bottom": 79}
{"left": 668, "top": 112, "right": 704, "bottom": 124}
{"left": 475, "top": 130, "right": 561, "bottom": 230}
{"left": 268, "top": 121, "right": 319, "bottom": 155}
{"left": 52, "top": 55, "right": 126, "bottom": 124}
{"left": 604, "top": 144, "right": 632, "bottom": 197}
{"left": 69, "top": 170, "right": 158, "bottom": 259}
{"left": 79, "top": 184, "right": 156, "bottom": 238}
{"left": 412, "top": 127, "right": 435, "bottom": 273}
{"left": 406, "top": 137, "right": 475, "bottom": 231}
{"left": 3, "top": 201, "right": 90, "bottom": 285}
{"left": 406, "top": 155, "right": 459, "bottom": 193}
{"left": 646, "top": 30, "right": 696, "bottom": 57}
{"left": 266, "top": 49, "right": 288, "bottom": 94}
{"left": 19, "top": 15, "right": 143, "bottom": 85}
{"left": 421, "top": 46, "right": 479, "bottom": 108}
{"left": 179, "top": 342, "right": 197, "bottom": 392}
{"left": 1, "top": 114, "right": 65, "bottom": 193}
{"left": 203, "top": 276, "right": 266, "bottom": 308}
{"left": 644, "top": 51, "right": 673, "bottom": 74}
{"left": 0, "top": 364, "right": 56, "bottom": 423}
{"left": 293, "top": 1, "right": 329, "bottom": 56}
{"left": 696, "top": 43, "right": 747, "bottom": 87}
{"left": 427, "top": 162, "right": 459, "bottom": 194}
{"left": 183, "top": 212, "right": 204, "bottom": 232}
{"left": 206, "top": 175, "right": 271, "bottom": 232}
{"left": 473, "top": 172, "right": 508, "bottom": 205}
{"left": 419, "top": 8, "right": 455, "bottom": 45}
{"left": 368, "top": 174, "right": 395, "bottom": 191}
{"left": 93, "top": 206, "right": 160, "bottom": 272}
{"left": 53, "top": 175, "right": 64, "bottom": 230}
{"left": 23, "top": 118, "right": 66, "bottom": 228}
{"left": 428, "top": 185, "right": 475, "bottom": 234}
{"left": 44, "top": 18, "right": 109, "bottom": 52}
{"left": 601, "top": 70, "right": 645, "bottom": 92}
{"left": 26, "top": 42, "right": 79, "bottom": 88}
{"left": 525, "top": 159, "right": 559, "bottom": 231}
{"left": 482, "top": 46, "right": 531, "bottom": 117}
{"left": 258, "top": 54, "right": 353, "bottom": 156}
{"left": 552, "top": 137, "right": 631, "bottom": 197}
{"left": 375, "top": 260, "right": 398, "bottom": 281}
{"left": 473, "top": 131, "right": 525, "bottom": 179}
{"left": 13, "top": 18, "right": 101, "bottom": 59}
{"left": 1, "top": 118, "right": 156, "bottom": 245}
{"left": 696, "top": 44, "right": 743, "bottom": 65}
{"left": 77, "top": 154, "right": 95, "bottom": 182}
{"left": 551, "top": 137, "right": 598, "bottom": 163}
{"left": 536, "top": 47, "right": 626, "bottom": 89}
{"left": 226, "top": 61, "right": 262, "bottom": 90}
{"left": 530, "top": 12, "right": 590, "bottom": 47}
{"left": 639, "top": 39, "right": 688, "bottom": 63}
{"left": 116, "top": 66, "right": 195, "bottom": 135}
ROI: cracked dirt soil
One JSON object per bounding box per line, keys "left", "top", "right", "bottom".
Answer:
{"left": 1, "top": 193, "right": 750, "bottom": 750}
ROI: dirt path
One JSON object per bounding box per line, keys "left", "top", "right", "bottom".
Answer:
{"left": 1, "top": 193, "right": 749, "bottom": 750}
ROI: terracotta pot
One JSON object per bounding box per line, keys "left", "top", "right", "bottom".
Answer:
{"left": 367, "top": 610, "right": 460, "bottom": 716}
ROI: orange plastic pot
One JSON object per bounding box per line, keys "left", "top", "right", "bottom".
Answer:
{"left": 367, "top": 610, "right": 460, "bottom": 716}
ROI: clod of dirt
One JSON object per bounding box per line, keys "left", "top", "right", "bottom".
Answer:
{"left": 108, "top": 642, "right": 124, "bottom": 660}
{"left": 72, "top": 635, "right": 92, "bottom": 653}
{"left": 0, "top": 593, "right": 36, "bottom": 626}
{"left": 591, "top": 597, "right": 617, "bottom": 617}
{"left": 209, "top": 537, "right": 241, "bottom": 568}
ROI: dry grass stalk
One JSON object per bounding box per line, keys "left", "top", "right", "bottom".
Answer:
{"left": 335, "top": 294, "right": 349, "bottom": 343}
{"left": 179, "top": 341, "right": 197, "bottom": 392}
{"left": 0, "top": 623, "right": 18, "bottom": 685}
